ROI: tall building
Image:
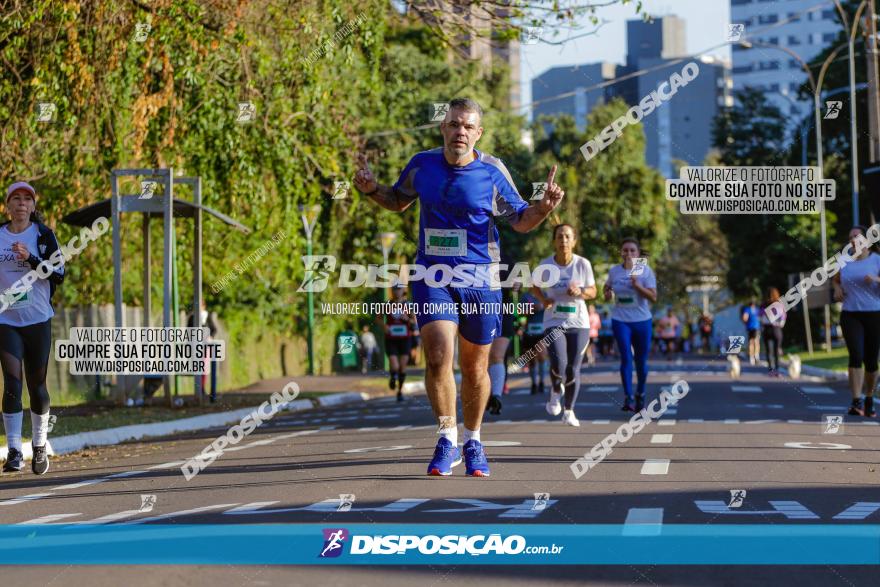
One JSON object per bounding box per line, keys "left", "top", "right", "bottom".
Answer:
{"left": 532, "top": 63, "right": 620, "bottom": 132}
{"left": 636, "top": 56, "right": 732, "bottom": 177}
{"left": 627, "top": 16, "right": 687, "bottom": 67}
{"left": 530, "top": 15, "right": 731, "bottom": 176}
{"left": 730, "top": 0, "right": 842, "bottom": 119}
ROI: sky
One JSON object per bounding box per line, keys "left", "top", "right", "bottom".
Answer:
{"left": 519, "top": 0, "right": 731, "bottom": 119}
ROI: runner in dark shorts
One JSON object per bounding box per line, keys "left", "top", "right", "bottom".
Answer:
{"left": 384, "top": 284, "right": 413, "bottom": 401}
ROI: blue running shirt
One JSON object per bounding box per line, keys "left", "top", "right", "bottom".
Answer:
{"left": 393, "top": 148, "right": 528, "bottom": 283}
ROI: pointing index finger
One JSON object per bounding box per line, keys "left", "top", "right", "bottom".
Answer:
{"left": 547, "top": 164, "right": 557, "bottom": 185}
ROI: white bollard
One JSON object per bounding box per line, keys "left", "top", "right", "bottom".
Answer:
{"left": 787, "top": 354, "right": 801, "bottom": 380}
{"left": 727, "top": 354, "right": 741, "bottom": 380}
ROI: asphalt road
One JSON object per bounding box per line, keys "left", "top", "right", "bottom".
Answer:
{"left": 1, "top": 356, "right": 878, "bottom": 586}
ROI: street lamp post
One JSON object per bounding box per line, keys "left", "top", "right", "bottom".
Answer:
{"left": 300, "top": 205, "right": 321, "bottom": 375}
{"left": 835, "top": 0, "right": 870, "bottom": 224}
{"left": 739, "top": 39, "right": 857, "bottom": 351}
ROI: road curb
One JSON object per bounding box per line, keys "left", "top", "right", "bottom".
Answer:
{"left": 0, "top": 394, "right": 329, "bottom": 462}
{"left": 781, "top": 359, "right": 847, "bottom": 382}
{"left": 401, "top": 373, "right": 461, "bottom": 396}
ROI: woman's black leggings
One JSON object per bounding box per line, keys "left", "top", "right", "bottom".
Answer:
{"left": 840, "top": 311, "right": 880, "bottom": 371}
{"left": 0, "top": 320, "right": 52, "bottom": 414}
{"left": 762, "top": 325, "right": 783, "bottom": 371}
{"left": 546, "top": 327, "right": 590, "bottom": 410}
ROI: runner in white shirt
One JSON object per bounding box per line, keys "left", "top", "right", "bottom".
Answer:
{"left": 530, "top": 224, "right": 596, "bottom": 426}
{"left": 0, "top": 182, "right": 64, "bottom": 476}
{"left": 603, "top": 237, "right": 657, "bottom": 413}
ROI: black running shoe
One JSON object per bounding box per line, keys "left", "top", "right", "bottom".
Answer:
{"left": 538, "top": 383, "right": 545, "bottom": 394}
{"left": 634, "top": 395, "right": 645, "bottom": 412}
{"left": 621, "top": 398, "right": 635, "bottom": 412}
{"left": 487, "top": 395, "right": 502, "bottom": 415}
{"left": 865, "top": 396, "right": 876, "bottom": 418}
{"left": 3, "top": 447, "right": 23, "bottom": 472}
{"left": 848, "top": 398, "right": 864, "bottom": 416}
{"left": 530, "top": 382, "right": 538, "bottom": 395}
{"left": 31, "top": 445, "right": 49, "bottom": 475}
{"left": 389, "top": 375, "right": 396, "bottom": 391}
{"left": 396, "top": 390, "right": 404, "bottom": 402}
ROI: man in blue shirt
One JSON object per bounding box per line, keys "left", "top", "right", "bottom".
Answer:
{"left": 354, "top": 98, "right": 564, "bottom": 477}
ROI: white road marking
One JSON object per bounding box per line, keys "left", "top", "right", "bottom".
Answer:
{"left": 122, "top": 503, "right": 240, "bottom": 525}
{"left": 52, "top": 479, "right": 107, "bottom": 491}
{"left": 481, "top": 440, "right": 522, "bottom": 447}
{"left": 0, "top": 493, "right": 53, "bottom": 506}
{"left": 107, "top": 470, "right": 146, "bottom": 479}
{"left": 493, "top": 420, "right": 513, "bottom": 424}
{"left": 657, "top": 420, "right": 676, "bottom": 426}
{"left": 17, "top": 513, "right": 81, "bottom": 525}
{"left": 787, "top": 419, "right": 804, "bottom": 424}
{"left": 72, "top": 509, "right": 144, "bottom": 525}
{"left": 858, "top": 421, "right": 880, "bottom": 426}
{"left": 784, "top": 441, "right": 851, "bottom": 450}
{"left": 640, "top": 459, "right": 670, "bottom": 475}
{"left": 344, "top": 445, "right": 413, "bottom": 453}
{"left": 388, "top": 425, "right": 412, "bottom": 431}
{"left": 147, "top": 461, "right": 185, "bottom": 470}
{"left": 723, "top": 419, "right": 740, "bottom": 424}
{"left": 732, "top": 385, "right": 762, "bottom": 393}
{"left": 744, "top": 419, "right": 780, "bottom": 424}
{"left": 224, "top": 501, "right": 281, "bottom": 514}
{"left": 806, "top": 405, "right": 847, "bottom": 410}
{"left": 591, "top": 419, "right": 611, "bottom": 424}
{"left": 586, "top": 386, "right": 618, "bottom": 392}
{"left": 357, "top": 427, "right": 379, "bottom": 431}
{"left": 623, "top": 507, "right": 664, "bottom": 536}
{"left": 687, "top": 418, "right": 704, "bottom": 423}
{"left": 651, "top": 434, "right": 673, "bottom": 444}
{"left": 800, "top": 386, "right": 835, "bottom": 395}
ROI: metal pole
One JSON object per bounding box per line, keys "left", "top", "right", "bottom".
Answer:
{"left": 111, "top": 172, "right": 123, "bottom": 404}
{"left": 382, "top": 247, "right": 390, "bottom": 374}
{"left": 800, "top": 272, "right": 814, "bottom": 356}
{"left": 193, "top": 178, "right": 203, "bottom": 405}
{"left": 163, "top": 168, "right": 174, "bottom": 406}
{"left": 306, "top": 236, "right": 315, "bottom": 376}
{"left": 850, "top": 32, "right": 862, "bottom": 225}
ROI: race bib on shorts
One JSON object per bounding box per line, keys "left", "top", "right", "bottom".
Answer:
{"left": 615, "top": 295, "right": 637, "bottom": 308}
{"left": 527, "top": 323, "right": 544, "bottom": 335}
{"left": 389, "top": 324, "right": 408, "bottom": 337}
{"left": 552, "top": 303, "right": 577, "bottom": 319}
{"left": 424, "top": 228, "right": 467, "bottom": 256}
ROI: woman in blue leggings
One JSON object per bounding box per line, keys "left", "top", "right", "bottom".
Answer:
{"left": 603, "top": 238, "right": 658, "bottom": 412}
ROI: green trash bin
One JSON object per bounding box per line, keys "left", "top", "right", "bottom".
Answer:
{"left": 337, "top": 330, "right": 359, "bottom": 371}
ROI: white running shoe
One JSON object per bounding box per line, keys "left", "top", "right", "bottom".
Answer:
{"left": 562, "top": 410, "right": 580, "bottom": 427}
{"left": 545, "top": 392, "right": 563, "bottom": 416}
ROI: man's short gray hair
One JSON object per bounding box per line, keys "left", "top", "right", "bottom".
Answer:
{"left": 448, "top": 97, "right": 483, "bottom": 120}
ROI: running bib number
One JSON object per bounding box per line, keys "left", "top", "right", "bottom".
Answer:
{"left": 388, "top": 324, "right": 408, "bottom": 337}
{"left": 2, "top": 290, "right": 31, "bottom": 310}
{"left": 616, "top": 295, "right": 637, "bottom": 308}
{"left": 526, "top": 323, "right": 544, "bottom": 335}
{"left": 552, "top": 303, "right": 577, "bottom": 319}
{"left": 424, "top": 228, "right": 467, "bottom": 256}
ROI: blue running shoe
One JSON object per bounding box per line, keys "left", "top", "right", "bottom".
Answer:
{"left": 463, "top": 439, "right": 490, "bottom": 477}
{"left": 427, "top": 437, "right": 462, "bottom": 476}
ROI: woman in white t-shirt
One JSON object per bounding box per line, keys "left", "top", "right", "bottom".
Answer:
{"left": 603, "top": 237, "right": 657, "bottom": 413}
{"left": 832, "top": 225, "right": 880, "bottom": 418}
{"left": 530, "top": 224, "right": 596, "bottom": 427}
{"left": 0, "top": 182, "right": 64, "bottom": 476}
